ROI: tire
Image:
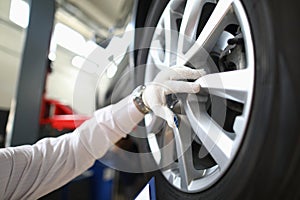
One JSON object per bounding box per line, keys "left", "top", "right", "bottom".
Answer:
{"left": 136, "top": 0, "right": 300, "bottom": 199}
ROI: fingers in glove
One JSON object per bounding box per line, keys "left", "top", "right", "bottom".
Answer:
{"left": 162, "top": 80, "right": 201, "bottom": 95}
{"left": 171, "top": 67, "right": 206, "bottom": 80}
{"left": 155, "top": 67, "right": 206, "bottom": 81}
{"left": 151, "top": 105, "right": 176, "bottom": 128}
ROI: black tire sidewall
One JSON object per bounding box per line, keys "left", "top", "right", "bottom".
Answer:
{"left": 136, "top": 0, "right": 299, "bottom": 199}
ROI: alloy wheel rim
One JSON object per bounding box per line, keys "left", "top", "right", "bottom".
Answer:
{"left": 144, "top": 0, "right": 254, "bottom": 193}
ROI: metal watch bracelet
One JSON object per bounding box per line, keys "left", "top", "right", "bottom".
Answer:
{"left": 132, "top": 85, "right": 151, "bottom": 114}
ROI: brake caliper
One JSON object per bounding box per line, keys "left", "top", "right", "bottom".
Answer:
{"left": 219, "top": 31, "right": 246, "bottom": 72}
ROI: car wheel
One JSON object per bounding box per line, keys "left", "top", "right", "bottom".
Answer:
{"left": 136, "top": 0, "right": 300, "bottom": 199}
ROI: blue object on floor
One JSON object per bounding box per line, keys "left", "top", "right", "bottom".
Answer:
{"left": 90, "top": 160, "right": 114, "bottom": 200}
{"left": 59, "top": 160, "right": 114, "bottom": 200}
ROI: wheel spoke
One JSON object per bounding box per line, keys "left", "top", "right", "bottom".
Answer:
{"left": 149, "top": 7, "right": 168, "bottom": 70}
{"left": 180, "top": 0, "right": 236, "bottom": 64}
{"left": 149, "top": 38, "right": 166, "bottom": 68}
{"left": 184, "top": 102, "right": 234, "bottom": 170}
{"left": 177, "top": 0, "right": 210, "bottom": 55}
{"left": 163, "top": 6, "right": 180, "bottom": 66}
{"left": 149, "top": 3, "right": 182, "bottom": 69}
{"left": 196, "top": 69, "right": 252, "bottom": 103}
{"left": 173, "top": 127, "right": 190, "bottom": 189}
{"left": 173, "top": 115, "right": 204, "bottom": 189}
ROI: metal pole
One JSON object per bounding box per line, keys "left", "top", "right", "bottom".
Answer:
{"left": 7, "top": 0, "right": 55, "bottom": 146}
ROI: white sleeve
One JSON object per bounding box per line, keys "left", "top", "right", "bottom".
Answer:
{"left": 0, "top": 95, "right": 144, "bottom": 200}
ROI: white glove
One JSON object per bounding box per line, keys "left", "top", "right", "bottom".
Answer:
{"left": 142, "top": 66, "right": 206, "bottom": 128}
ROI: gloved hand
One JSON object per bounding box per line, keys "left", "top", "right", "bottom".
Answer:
{"left": 142, "top": 66, "right": 206, "bottom": 128}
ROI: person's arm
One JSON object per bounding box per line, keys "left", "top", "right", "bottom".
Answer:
{"left": 0, "top": 95, "right": 143, "bottom": 200}
{"left": 0, "top": 66, "right": 204, "bottom": 199}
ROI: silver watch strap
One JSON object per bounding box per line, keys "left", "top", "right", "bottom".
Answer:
{"left": 132, "top": 85, "right": 151, "bottom": 114}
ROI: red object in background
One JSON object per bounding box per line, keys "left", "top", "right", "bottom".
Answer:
{"left": 40, "top": 96, "right": 90, "bottom": 131}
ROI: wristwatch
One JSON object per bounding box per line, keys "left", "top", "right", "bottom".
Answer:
{"left": 132, "top": 85, "right": 151, "bottom": 114}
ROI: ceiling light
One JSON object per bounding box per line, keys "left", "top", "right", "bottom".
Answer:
{"left": 9, "top": 0, "right": 30, "bottom": 28}
{"left": 52, "top": 23, "right": 86, "bottom": 55}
